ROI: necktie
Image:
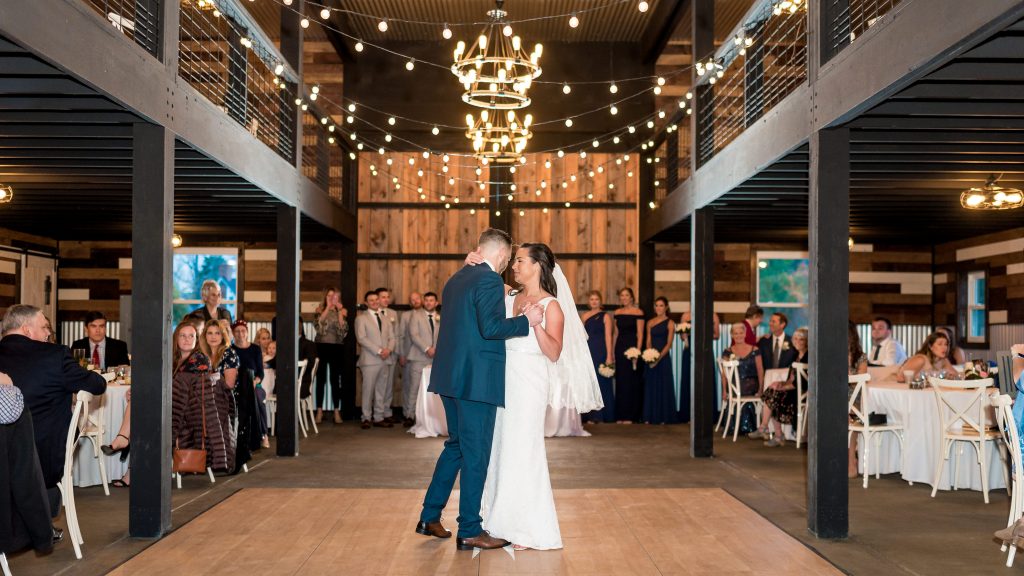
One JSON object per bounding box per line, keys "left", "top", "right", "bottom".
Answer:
{"left": 428, "top": 314, "right": 435, "bottom": 337}
{"left": 92, "top": 344, "right": 101, "bottom": 368}
{"left": 375, "top": 311, "right": 382, "bottom": 332}
{"left": 773, "top": 337, "right": 781, "bottom": 367}
{"left": 872, "top": 344, "right": 881, "bottom": 361}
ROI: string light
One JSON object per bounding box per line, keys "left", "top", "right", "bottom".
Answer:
{"left": 638, "top": 0, "right": 650, "bottom": 12}
{"left": 320, "top": 8, "right": 330, "bottom": 19}
{"left": 565, "top": 119, "right": 573, "bottom": 127}
{"left": 432, "top": 126, "right": 440, "bottom": 135}
{"left": 568, "top": 13, "right": 579, "bottom": 28}
{"left": 442, "top": 24, "right": 452, "bottom": 39}
{"left": 406, "top": 59, "right": 415, "bottom": 71}
{"left": 300, "top": 18, "right": 309, "bottom": 29}
{"left": 609, "top": 83, "right": 618, "bottom": 94}
{"left": 378, "top": 18, "right": 389, "bottom": 32}
{"left": 355, "top": 41, "right": 364, "bottom": 52}
{"left": 562, "top": 83, "right": 571, "bottom": 95}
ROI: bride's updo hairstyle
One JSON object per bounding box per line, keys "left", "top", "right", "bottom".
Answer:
{"left": 519, "top": 243, "right": 558, "bottom": 297}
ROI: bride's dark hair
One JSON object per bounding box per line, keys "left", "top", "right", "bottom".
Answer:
{"left": 519, "top": 243, "right": 558, "bottom": 297}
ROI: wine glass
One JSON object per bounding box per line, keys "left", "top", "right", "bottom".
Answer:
{"left": 72, "top": 348, "right": 86, "bottom": 368}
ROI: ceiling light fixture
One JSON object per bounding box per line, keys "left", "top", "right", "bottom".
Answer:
{"left": 960, "top": 174, "right": 1024, "bottom": 210}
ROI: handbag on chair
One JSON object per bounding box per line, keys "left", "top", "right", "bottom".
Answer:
{"left": 173, "top": 373, "right": 208, "bottom": 474}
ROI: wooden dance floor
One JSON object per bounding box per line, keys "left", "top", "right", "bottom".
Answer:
{"left": 109, "top": 488, "right": 841, "bottom": 575}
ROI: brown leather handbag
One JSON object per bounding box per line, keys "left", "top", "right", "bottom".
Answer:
{"left": 173, "top": 373, "right": 208, "bottom": 474}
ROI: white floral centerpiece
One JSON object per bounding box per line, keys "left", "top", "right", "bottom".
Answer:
{"left": 624, "top": 347, "right": 641, "bottom": 370}
{"left": 642, "top": 348, "right": 661, "bottom": 367}
{"left": 598, "top": 363, "right": 615, "bottom": 378}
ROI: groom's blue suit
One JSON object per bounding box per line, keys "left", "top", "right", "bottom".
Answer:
{"left": 420, "top": 262, "right": 529, "bottom": 538}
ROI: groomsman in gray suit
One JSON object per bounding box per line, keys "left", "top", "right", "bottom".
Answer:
{"left": 399, "top": 292, "right": 423, "bottom": 426}
{"left": 402, "top": 292, "right": 439, "bottom": 428}
{"left": 375, "top": 287, "right": 400, "bottom": 423}
{"left": 356, "top": 291, "right": 397, "bottom": 429}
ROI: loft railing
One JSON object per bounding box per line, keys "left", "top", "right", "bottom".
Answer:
{"left": 696, "top": 1, "right": 807, "bottom": 166}
{"left": 80, "top": 0, "right": 160, "bottom": 56}
{"left": 302, "top": 110, "right": 331, "bottom": 192}
{"left": 823, "top": 0, "right": 904, "bottom": 63}
{"left": 178, "top": 0, "right": 297, "bottom": 162}
{"left": 648, "top": 112, "right": 689, "bottom": 204}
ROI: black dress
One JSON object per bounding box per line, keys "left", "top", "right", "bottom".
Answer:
{"left": 584, "top": 312, "right": 615, "bottom": 423}
{"left": 642, "top": 320, "right": 679, "bottom": 424}
{"left": 614, "top": 313, "right": 645, "bottom": 422}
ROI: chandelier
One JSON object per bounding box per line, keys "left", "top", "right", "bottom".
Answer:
{"left": 466, "top": 109, "right": 533, "bottom": 164}
{"left": 960, "top": 175, "right": 1024, "bottom": 210}
{"left": 772, "top": 0, "right": 806, "bottom": 15}
{"left": 0, "top": 184, "right": 12, "bottom": 204}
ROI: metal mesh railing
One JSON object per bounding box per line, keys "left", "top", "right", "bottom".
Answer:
{"left": 302, "top": 111, "right": 330, "bottom": 191}
{"left": 178, "top": 0, "right": 296, "bottom": 162}
{"left": 824, "top": 0, "right": 903, "bottom": 62}
{"left": 80, "top": 0, "right": 160, "bottom": 56}
{"left": 697, "top": 4, "right": 807, "bottom": 166}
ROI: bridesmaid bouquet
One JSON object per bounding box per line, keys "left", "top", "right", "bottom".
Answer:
{"left": 675, "top": 321, "right": 691, "bottom": 334}
{"left": 642, "top": 348, "right": 661, "bottom": 367}
{"left": 598, "top": 363, "right": 616, "bottom": 378}
{"left": 624, "top": 347, "right": 641, "bottom": 370}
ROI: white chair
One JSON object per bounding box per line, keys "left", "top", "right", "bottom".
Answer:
{"left": 0, "top": 552, "right": 10, "bottom": 576}
{"left": 990, "top": 393, "right": 1024, "bottom": 566}
{"left": 58, "top": 399, "right": 86, "bottom": 559}
{"left": 848, "top": 373, "right": 906, "bottom": 489}
{"left": 793, "top": 362, "right": 809, "bottom": 449}
{"left": 299, "top": 358, "right": 320, "bottom": 435}
{"left": 928, "top": 377, "right": 1008, "bottom": 503}
{"left": 718, "top": 359, "right": 763, "bottom": 442}
{"left": 74, "top": 391, "right": 109, "bottom": 496}
{"left": 297, "top": 360, "right": 309, "bottom": 438}
{"left": 270, "top": 360, "right": 308, "bottom": 438}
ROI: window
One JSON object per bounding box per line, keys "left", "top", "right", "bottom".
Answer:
{"left": 966, "top": 270, "right": 986, "bottom": 343}
{"left": 172, "top": 248, "right": 238, "bottom": 325}
{"left": 755, "top": 251, "right": 810, "bottom": 331}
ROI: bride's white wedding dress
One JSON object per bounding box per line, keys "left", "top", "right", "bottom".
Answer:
{"left": 481, "top": 294, "right": 563, "bottom": 550}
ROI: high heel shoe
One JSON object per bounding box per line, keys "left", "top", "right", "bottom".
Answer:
{"left": 101, "top": 434, "right": 130, "bottom": 457}
{"left": 995, "top": 516, "right": 1024, "bottom": 544}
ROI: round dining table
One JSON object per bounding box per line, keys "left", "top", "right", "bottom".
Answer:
{"left": 73, "top": 383, "right": 130, "bottom": 488}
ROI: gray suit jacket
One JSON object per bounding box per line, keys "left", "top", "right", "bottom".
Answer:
{"left": 355, "top": 309, "right": 397, "bottom": 367}
{"left": 406, "top": 309, "right": 439, "bottom": 363}
{"left": 381, "top": 307, "right": 401, "bottom": 357}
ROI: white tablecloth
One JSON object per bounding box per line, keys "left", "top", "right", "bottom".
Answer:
{"left": 73, "top": 384, "right": 130, "bottom": 487}
{"left": 409, "top": 366, "right": 590, "bottom": 438}
{"left": 861, "top": 381, "right": 1006, "bottom": 491}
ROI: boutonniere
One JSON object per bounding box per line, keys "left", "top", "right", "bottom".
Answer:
{"left": 782, "top": 341, "right": 791, "bottom": 351}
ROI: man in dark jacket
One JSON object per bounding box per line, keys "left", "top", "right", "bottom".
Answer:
{"left": 70, "top": 311, "right": 130, "bottom": 370}
{"left": 0, "top": 304, "right": 106, "bottom": 517}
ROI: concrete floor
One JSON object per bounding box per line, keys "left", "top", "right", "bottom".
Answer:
{"left": 4, "top": 422, "right": 1014, "bottom": 575}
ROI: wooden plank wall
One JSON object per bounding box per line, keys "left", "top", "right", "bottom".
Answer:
{"left": 357, "top": 151, "right": 638, "bottom": 304}
{"left": 934, "top": 226, "right": 1024, "bottom": 327}
{"left": 0, "top": 227, "right": 57, "bottom": 316}
{"left": 654, "top": 241, "right": 934, "bottom": 324}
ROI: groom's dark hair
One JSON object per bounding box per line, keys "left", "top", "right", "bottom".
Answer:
{"left": 478, "top": 228, "right": 513, "bottom": 250}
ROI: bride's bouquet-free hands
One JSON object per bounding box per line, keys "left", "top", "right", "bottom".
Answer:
{"left": 598, "top": 362, "right": 615, "bottom": 378}
{"left": 624, "top": 347, "right": 641, "bottom": 370}
{"left": 642, "top": 348, "right": 661, "bottom": 367}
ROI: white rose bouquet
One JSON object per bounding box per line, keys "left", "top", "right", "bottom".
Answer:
{"left": 598, "top": 363, "right": 616, "bottom": 378}
{"left": 675, "top": 321, "right": 691, "bottom": 334}
{"left": 642, "top": 348, "right": 661, "bottom": 367}
{"left": 625, "top": 347, "right": 641, "bottom": 370}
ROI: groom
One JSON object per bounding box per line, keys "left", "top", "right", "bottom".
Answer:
{"left": 416, "top": 228, "right": 543, "bottom": 550}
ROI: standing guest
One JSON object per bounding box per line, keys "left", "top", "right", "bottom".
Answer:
{"left": 936, "top": 326, "right": 967, "bottom": 365}
{"left": 756, "top": 327, "right": 807, "bottom": 447}
{"left": 613, "top": 288, "right": 645, "bottom": 424}
{"left": 199, "top": 319, "right": 239, "bottom": 472}
{"left": 0, "top": 304, "right": 106, "bottom": 518}
{"left": 71, "top": 311, "right": 130, "bottom": 370}
{"left": 399, "top": 291, "right": 423, "bottom": 424}
{"left": 403, "top": 292, "right": 439, "bottom": 428}
{"left": 721, "top": 323, "right": 763, "bottom": 435}
{"left": 255, "top": 328, "right": 273, "bottom": 359}
{"left": 376, "top": 287, "right": 400, "bottom": 424}
{"left": 187, "top": 279, "right": 233, "bottom": 324}
{"left": 231, "top": 320, "right": 268, "bottom": 448}
{"left": 867, "top": 316, "right": 907, "bottom": 367}
{"left": 582, "top": 290, "right": 614, "bottom": 423}
{"left": 314, "top": 287, "right": 348, "bottom": 425}
{"left": 895, "top": 332, "right": 960, "bottom": 382}
{"left": 642, "top": 297, "right": 678, "bottom": 425}
{"left": 756, "top": 312, "right": 797, "bottom": 371}
{"left": 355, "top": 291, "right": 397, "bottom": 429}
{"left": 742, "top": 305, "right": 764, "bottom": 346}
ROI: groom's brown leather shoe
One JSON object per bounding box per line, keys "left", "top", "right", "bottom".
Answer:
{"left": 415, "top": 520, "right": 451, "bottom": 539}
{"left": 456, "top": 531, "right": 509, "bottom": 551}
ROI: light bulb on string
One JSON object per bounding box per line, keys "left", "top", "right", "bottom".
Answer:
{"left": 610, "top": 104, "right": 618, "bottom": 115}
{"left": 406, "top": 59, "right": 415, "bottom": 71}
{"left": 592, "top": 140, "right": 600, "bottom": 148}
{"left": 503, "top": 25, "right": 513, "bottom": 37}
{"left": 580, "top": 150, "right": 587, "bottom": 158}
{"left": 443, "top": 154, "right": 450, "bottom": 163}
{"left": 628, "top": 125, "right": 636, "bottom": 133}
{"left": 609, "top": 83, "right": 618, "bottom": 94}
{"left": 569, "top": 13, "right": 579, "bottom": 28}
{"left": 274, "top": 63, "right": 284, "bottom": 75}
{"left": 442, "top": 24, "right": 452, "bottom": 40}
{"left": 346, "top": 115, "right": 354, "bottom": 123}
{"left": 355, "top": 41, "right": 364, "bottom": 52}
{"left": 300, "top": 18, "right": 309, "bottom": 28}
{"left": 388, "top": 117, "right": 396, "bottom": 125}
{"left": 638, "top": 0, "right": 650, "bottom": 12}
{"left": 347, "top": 103, "right": 356, "bottom": 112}
{"left": 378, "top": 19, "right": 389, "bottom": 32}
{"left": 562, "top": 83, "right": 571, "bottom": 95}
{"left": 557, "top": 150, "right": 564, "bottom": 158}
{"left": 653, "top": 86, "right": 662, "bottom": 95}
{"left": 422, "top": 151, "right": 430, "bottom": 159}
{"left": 565, "top": 118, "right": 573, "bottom": 127}
{"left": 431, "top": 126, "right": 440, "bottom": 136}
{"left": 613, "top": 136, "right": 620, "bottom": 144}
{"left": 544, "top": 160, "right": 551, "bottom": 169}
{"left": 647, "top": 120, "right": 655, "bottom": 129}
{"left": 320, "top": 8, "right": 330, "bottom": 19}
{"left": 385, "top": 134, "right": 392, "bottom": 142}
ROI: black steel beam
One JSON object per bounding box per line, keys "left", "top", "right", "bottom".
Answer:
{"left": 358, "top": 253, "right": 637, "bottom": 261}
{"left": 807, "top": 127, "right": 849, "bottom": 539}
{"left": 690, "top": 207, "right": 713, "bottom": 458}
{"left": 128, "top": 122, "right": 173, "bottom": 538}
{"left": 340, "top": 239, "right": 358, "bottom": 420}
{"left": 275, "top": 205, "right": 300, "bottom": 456}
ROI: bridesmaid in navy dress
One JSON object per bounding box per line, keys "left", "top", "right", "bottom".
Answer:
{"left": 582, "top": 290, "right": 615, "bottom": 423}
{"left": 613, "top": 288, "right": 645, "bottom": 423}
{"left": 643, "top": 297, "right": 679, "bottom": 424}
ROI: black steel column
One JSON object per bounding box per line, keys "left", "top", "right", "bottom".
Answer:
{"left": 129, "top": 123, "right": 173, "bottom": 537}
{"left": 692, "top": 0, "right": 714, "bottom": 168}
{"left": 690, "top": 207, "right": 714, "bottom": 458}
{"left": 808, "top": 127, "right": 850, "bottom": 538}
{"left": 340, "top": 239, "right": 358, "bottom": 421}
{"left": 276, "top": 205, "right": 301, "bottom": 456}
{"left": 281, "top": 0, "right": 304, "bottom": 167}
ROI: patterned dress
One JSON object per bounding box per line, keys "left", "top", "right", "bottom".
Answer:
{"left": 762, "top": 351, "right": 804, "bottom": 425}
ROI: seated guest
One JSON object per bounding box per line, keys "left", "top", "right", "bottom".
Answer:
{"left": 756, "top": 312, "right": 797, "bottom": 371}
{"left": 742, "top": 305, "right": 764, "bottom": 346}
{"left": 1011, "top": 344, "right": 1024, "bottom": 449}
{"left": 187, "top": 279, "right": 233, "bottom": 324}
{"left": 848, "top": 323, "right": 868, "bottom": 478}
{"left": 721, "top": 323, "right": 763, "bottom": 435}
{"left": 255, "top": 327, "right": 272, "bottom": 358}
{"left": 867, "top": 316, "right": 907, "bottom": 367}
{"left": 71, "top": 311, "right": 130, "bottom": 370}
{"left": 231, "top": 320, "right": 268, "bottom": 448}
{"left": 896, "top": 331, "right": 960, "bottom": 382}
{"left": 264, "top": 340, "right": 277, "bottom": 368}
{"left": 935, "top": 326, "right": 966, "bottom": 365}
{"left": 0, "top": 304, "right": 106, "bottom": 518}
{"left": 754, "top": 328, "right": 807, "bottom": 447}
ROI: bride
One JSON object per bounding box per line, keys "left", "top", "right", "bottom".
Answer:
{"left": 468, "top": 242, "right": 603, "bottom": 551}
